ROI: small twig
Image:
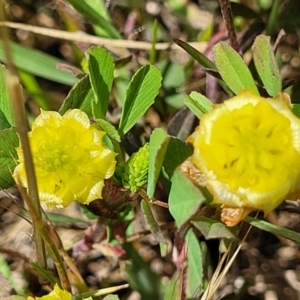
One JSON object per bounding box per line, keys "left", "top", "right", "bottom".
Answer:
{"left": 0, "top": 21, "right": 206, "bottom": 52}
{"left": 47, "top": 223, "right": 88, "bottom": 293}
{"left": 273, "top": 29, "right": 286, "bottom": 53}
{"left": 219, "top": 0, "right": 240, "bottom": 53}
{"left": 138, "top": 188, "right": 169, "bottom": 208}
{"left": 119, "top": 221, "right": 175, "bottom": 243}
{"left": 0, "top": 248, "right": 31, "bottom": 263}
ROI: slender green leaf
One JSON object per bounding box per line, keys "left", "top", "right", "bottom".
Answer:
{"left": 169, "top": 169, "right": 207, "bottom": 227}
{"left": 0, "top": 128, "right": 18, "bottom": 189}
{"left": 0, "top": 41, "right": 78, "bottom": 85}
{"left": 141, "top": 200, "right": 167, "bottom": 243}
{"left": 66, "top": 0, "right": 121, "bottom": 39}
{"left": 252, "top": 35, "right": 282, "bottom": 97}
{"left": 84, "top": 0, "right": 110, "bottom": 22}
{"left": 184, "top": 91, "right": 213, "bottom": 118}
{"left": 30, "top": 261, "right": 59, "bottom": 285}
{"left": 174, "top": 39, "right": 216, "bottom": 70}
{"left": 265, "top": 0, "right": 281, "bottom": 36}
{"left": 186, "top": 229, "right": 203, "bottom": 297}
{"left": 245, "top": 216, "right": 300, "bottom": 245}
{"left": 86, "top": 47, "right": 115, "bottom": 119}
{"left": 147, "top": 129, "right": 169, "bottom": 198}
{"left": 191, "top": 216, "right": 236, "bottom": 240}
{"left": 213, "top": 42, "right": 259, "bottom": 95}
{"left": 59, "top": 74, "right": 93, "bottom": 117}
{"left": 0, "top": 64, "right": 14, "bottom": 126}
{"left": 96, "top": 119, "right": 121, "bottom": 142}
{"left": 118, "top": 65, "right": 162, "bottom": 136}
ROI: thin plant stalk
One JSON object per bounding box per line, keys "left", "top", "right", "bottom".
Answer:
{"left": 219, "top": 0, "right": 240, "bottom": 53}
{"left": 266, "top": 0, "right": 281, "bottom": 36}
{"left": 15, "top": 180, "right": 71, "bottom": 291}
{"left": 0, "top": 3, "right": 47, "bottom": 273}
{"left": 150, "top": 19, "right": 159, "bottom": 65}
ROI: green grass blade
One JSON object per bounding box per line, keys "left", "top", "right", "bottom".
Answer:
{"left": 0, "top": 41, "right": 78, "bottom": 85}
{"left": 174, "top": 38, "right": 216, "bottom": 70}
{"left": 66, "top": 0, "right": 121, "bottom": 39}
{"left": 245, "top": 216, "right": 300, "bottom": 245}
{"left": 174, "top": 39, "right": 232, "bottom": 94}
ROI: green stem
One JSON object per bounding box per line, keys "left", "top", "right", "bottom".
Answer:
{"left": 150, "top": 19, "right": 158, "bottom": 65}
{"left": 266, "top": 0, "right": 281, "bottom": 36}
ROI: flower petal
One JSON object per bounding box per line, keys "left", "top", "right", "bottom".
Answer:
{"left": 190, "top": 91, "right": 300, "bottom": 218}
{"left": 14, "top": 109, "right": 117, "bottom": 209}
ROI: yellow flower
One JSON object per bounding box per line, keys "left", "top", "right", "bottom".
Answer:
{"left": 27, "top": 284, "right": 72, "bottom": 300}
{"left": 14, "top": 109, "right": 117, "bottom": 208}
{"left": 189, "top": 92, "right": 300, "bottom": 223}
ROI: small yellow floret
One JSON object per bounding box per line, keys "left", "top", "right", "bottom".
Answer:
{"left": 14, "top": 109, "right": 117, "bottom": 208}
{"left": 190, "top": 92, "right": 300, "bottom": 215}
{"left": 27, "top": 284, "right": 72, "bottom": 300}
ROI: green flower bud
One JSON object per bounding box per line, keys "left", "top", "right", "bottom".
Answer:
{"left": 122, "top": 143, "right": 149, "bottom": 192}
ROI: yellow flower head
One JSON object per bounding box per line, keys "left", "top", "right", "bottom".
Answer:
{"left": 27, "top": 284, "right": 72, "bottom": 300}
{"left": 14, "top": 109, "right": 117, "bottom": 208}
{"left": 189, "top": 92, "right": 300, "bottom": 215}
